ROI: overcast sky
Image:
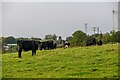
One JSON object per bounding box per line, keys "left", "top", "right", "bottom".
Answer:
{"left": 1, "top": 2, "right": 118, "bottom": 39}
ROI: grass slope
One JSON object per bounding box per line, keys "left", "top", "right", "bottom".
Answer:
{"left": 2, "top": 44, "right": 118, "bottom": 78}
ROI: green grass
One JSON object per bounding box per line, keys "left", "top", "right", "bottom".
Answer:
{"left": 1, "top": 44, "right": 118, "bottom": 78}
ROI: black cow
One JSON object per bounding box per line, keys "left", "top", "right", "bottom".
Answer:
{"left": 53, "top": 42, "right": 57, "bottom": 49}
{"left": 86, "top": 38, "right": 96, "bottom": 46}
{"left": 97, "top": 40, "right": 102, "bottom": 46}
{"left": 39, "top": 40, "right": 56, "bottom": 50}
{"left": 17, "top": 40, "right": 39, "bottom": 58}
{"left": 46, "top": 40, "right": 54, "bottom": 50}
{"left": 49, "top": 41, "right": 57, "bottom": 49}
{"left": 39, "top": 41, "right": 47, "bottom": 50}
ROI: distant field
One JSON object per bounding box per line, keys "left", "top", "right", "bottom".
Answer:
{"left": 1, "top": 44, "right": 118, "bottom": 78}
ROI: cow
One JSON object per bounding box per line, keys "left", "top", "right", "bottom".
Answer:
{"left": 39, "top": 41, "right": 47, "bottom": 50}
{"left": 53, "top": 41, "right": 57, "bottom": 49}
{"left": 86, "top": 38, "right": 96, "bottom": 46}
{"left": 46, "top": 40, "right": 54, "bottom": 50}
{"left": 97, "top": 40, "right": 102, "bottom": 46}
{"left": 64, "top": 42, "right": 70, "bottom": 48}
{"left": 17, "top": 40, "right": 39, "bottom": 58}
{"left": 39, "top": 40, "right": 56, "bottom": 50}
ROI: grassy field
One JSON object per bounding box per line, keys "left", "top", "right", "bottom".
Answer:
{"left": 1, "top": 44, "right": 118, "bottom": 78}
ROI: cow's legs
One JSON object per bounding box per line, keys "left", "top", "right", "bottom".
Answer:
{"left": 17, "top": 42, "right": 22, "bottom": 58}
{"left": 18, "top": 49, "right": 22, "bottom": 58}
{"left": 32, "top": 50, "right": 36, "bottom": 56}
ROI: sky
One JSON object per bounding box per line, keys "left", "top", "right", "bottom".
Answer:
{"left": 0, "top": 1, "right": 119, "bottom": 39}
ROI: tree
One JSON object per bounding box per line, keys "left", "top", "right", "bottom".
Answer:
{"left": 66, "top": 36, "right": 72, "bottom": 42}
{"left": 30, "top": 37, "right": 41, "bottom": 40}
{"left": 57, "top": 36, "right": 62, "bottom": 44}
{"left": 68, "top": 30, "right": 87, "bottom": 46}
{"left": 102, "top": 32, "right": 112, "bottom": 44}
{"left": 44, "top": 34, "right": 57, "bottom": 40}
{"left": 2, "top": 36, "right": 16, "bottom": 45}
{"left": 111, "top": 31, "right": 120, "bottom": 43}
{"left": 16, "top": 37, "right": 29, "bottom": 41}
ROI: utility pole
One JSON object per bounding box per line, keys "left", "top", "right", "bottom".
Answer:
{"left": 100, "top": 30, "right": 102, "bottom": 40}
{"left": 84, "top": 23, "right": 88, "bottom": 35}
{"left": 112, "top": 10, "right": 115, "bottom": 31}
{"left": 97, "top": 27, "right": 99, "bottom": 34}
{"left": 93, "top": 27, "right": 97, "bottom": 38}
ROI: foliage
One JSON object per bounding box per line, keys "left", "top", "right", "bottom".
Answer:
{"left": 2, "top": 44, "right": 118, "bottom": 78}
{"left": 16, "top": 37, "right": 29, "bottom": 41}
{"left": 2, "top": 36, "right": 16, "bottom": 45}
{"left": 2, "top": 36, "right": 42, "bottom": 45}
{"left": 66, "top": 30, "right": 120, "bottom": 46}
{"left": 1, "top": 30, "right": 120, "bottom": 48}
{"left": 30, "top": 37, "right": 41, "bottom": 41}
{"left": 67, "top": 30, "right": 87, "bottom": 46}
{"left": 56, "top": 36, "right": 63, "bottom": 45}
{"left": 44, "top": 34, "right": 57, "bottom": 40}
{"left": 101, "top": 31, "right": 120, "bottom": 44}
{"left": 16, "top": 37, "right": 41, "bottom": 41}
{"left": 111, "top": 31, "right": 120, "bottom": 43}
{"left": 66, "top": 36, "right": 72, "bottom": 42}
{"left": 102, "top": 32, "right": 112, "bottom": 44}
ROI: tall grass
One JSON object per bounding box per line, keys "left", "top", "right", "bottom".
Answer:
{"left": 1, "top": 44, "right": 118, "bottom": 78}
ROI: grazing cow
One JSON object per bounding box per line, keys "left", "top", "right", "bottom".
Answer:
{"left": 53, "top": 41, "right": 57, "bottom": 49}
{"left": 39, "top": 40, "right": 56, "bottom": 50}
{"left": 86, "top": 38, "right": 96, "bottom": 46}
{"left": 47, "top": 40, "right": 54, "bottom": 50}
{"left": 17, "top": 40, "right": 39, "bottom": 58}
{"left": 64, "top": 42, "right": 70, "bottom": 48}
{"left": 97, "top": 40, "right": 102, "bottom": 46}
{"left": 39, "top": 41, "right": 47, "bottom": 50}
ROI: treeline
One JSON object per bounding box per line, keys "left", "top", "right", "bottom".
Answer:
{"left": 0, "top": 37, "right": 42, "bottom": 53}
{"left": 66, "top": 30, "right": 120, "bottom": 46}
{"left": 0, "top": 30, "right": 120, "bottom": 47}
{"left": 1, "top": 37, "right": 42, "bottom": 46}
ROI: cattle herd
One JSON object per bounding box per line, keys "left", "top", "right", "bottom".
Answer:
{"left": 86, "top": 38, "right": 102, "bottom": 46}
{"left": 17, "top": 38, "right": 102, "bottom": 58}
{"left": 17, "top": 40, "right": 57, "bottom": 58}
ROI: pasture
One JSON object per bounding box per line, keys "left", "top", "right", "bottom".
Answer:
{"left": 1, "top": 44, "right": 118, "bottom": 78}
